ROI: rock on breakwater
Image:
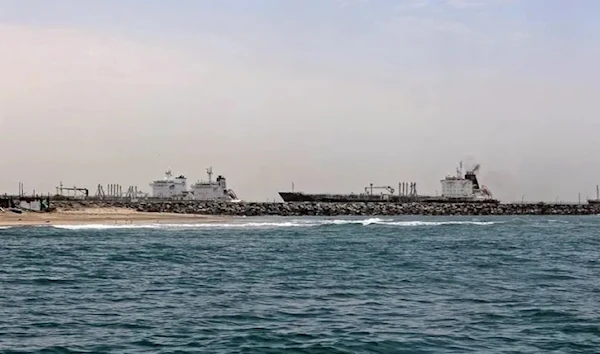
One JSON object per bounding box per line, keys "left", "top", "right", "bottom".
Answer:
{"left": 50, "top": 200, "right": 600, "bottom": 216}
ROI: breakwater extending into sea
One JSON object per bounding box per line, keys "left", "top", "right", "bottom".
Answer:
{"left": 52, "top": 200, "right": 600, "bottom": 216}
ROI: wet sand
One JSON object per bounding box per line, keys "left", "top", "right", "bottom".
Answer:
{"left": 0, "top": 207, "right": 229, "bottom": 227}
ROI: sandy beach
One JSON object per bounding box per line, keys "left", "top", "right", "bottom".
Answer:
{"left": 0, "top": 207, "right": 230, "bottom": 227}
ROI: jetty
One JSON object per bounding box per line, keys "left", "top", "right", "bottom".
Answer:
{"left": 49, "top": 199, "right": 600, "bottom": 216}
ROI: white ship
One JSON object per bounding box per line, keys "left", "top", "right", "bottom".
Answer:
{"left": 149, "top": 170, "right": 188, "bottom": 199}
{"left": 190, "top": 167, "right": 239, "bottom": 202}
{"left": 440, "top": 162, "right": 494, "bottom": 201}
{"left": 149, "top": 167, "right": 239, "bottom": 201}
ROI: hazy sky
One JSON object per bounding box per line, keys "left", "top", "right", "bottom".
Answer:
{"left": 1, "top": 0, "right": 599, "bottom": 202}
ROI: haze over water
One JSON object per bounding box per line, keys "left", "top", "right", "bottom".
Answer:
{"left": 1, "top": 216, "right": 598, "bottom": 352}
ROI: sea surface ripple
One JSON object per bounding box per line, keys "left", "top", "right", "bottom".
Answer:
{"left": 1, "top": 216, "right": 599, "bottom": 353}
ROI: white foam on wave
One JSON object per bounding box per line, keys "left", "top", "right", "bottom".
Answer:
{"left": 0, "top": 226, "right": 12, "bottom": 229}
{"left": 325, "top": 217, "right": 391, "bottom": 226}
{"left": 52, "top": 224, "right": 162, "bottom": 230}
{"left": 51, "top": 221, "right": 317, "bottom": 230}
{"left": 384, "top": 220, "right": 496, "bottom": 226}
{"left": 545, "top": 219, "right": 570, "bottom": 224}
{"left": 49, "top": 218, "right": 498, "bottom": 230}
{"left": 322, "top": 218, "right": 495, "bottom": 226}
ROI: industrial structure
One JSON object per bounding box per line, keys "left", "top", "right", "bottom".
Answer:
{"left": 55, "top": 182, "right": 89, "bottom": 199}
{"left": 95, "top": 184, "right": 146, "bottom": 200}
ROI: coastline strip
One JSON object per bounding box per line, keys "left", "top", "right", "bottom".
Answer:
{"left": 0, "top": 207, "right": 229, "bottom": 227}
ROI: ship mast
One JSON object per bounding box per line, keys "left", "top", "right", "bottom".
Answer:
{"left": 206, "top": 167, "right": 213, "bottom": 183}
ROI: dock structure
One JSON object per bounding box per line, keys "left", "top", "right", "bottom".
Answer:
{"left": 0, "top": 195, "right": 51, "bottom": 212}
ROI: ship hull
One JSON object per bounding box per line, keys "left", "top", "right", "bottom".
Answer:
{"left": 278, "top": 192, "right": 400, "bottom": 203}
{"left": 278, "top": 192, "right": 498, "bottom": 204}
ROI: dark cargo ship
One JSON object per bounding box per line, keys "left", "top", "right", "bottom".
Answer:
{"left": 279, "top": 162, "right": 499, "bottom": 204}
{"left": 278, "top": 191, "right": 405, "bottom": 203}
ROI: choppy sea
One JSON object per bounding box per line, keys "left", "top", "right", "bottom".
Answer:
{"left": 1, "top": 216, "right": 599, "bottom": 353}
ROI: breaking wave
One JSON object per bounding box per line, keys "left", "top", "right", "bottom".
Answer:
{"left": 327, "top": 218, "right": 496, "bottom": 226}
{"left": 49, "top": 218, "right": 499, "bottom": 230}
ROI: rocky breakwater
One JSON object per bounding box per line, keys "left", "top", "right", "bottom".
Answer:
{"left": 52, "top": 200, "right": 600, "bottom": 216}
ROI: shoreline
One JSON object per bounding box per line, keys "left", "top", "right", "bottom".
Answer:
{"left": 0, "top": 207, "right": 231, "bottom": 227}
{"left": 3, "top": 200, "right": 600, "bottom": 225}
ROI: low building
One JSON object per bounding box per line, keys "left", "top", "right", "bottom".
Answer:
{"left": 0, "top": 196, "right": 51, "bottom": 212}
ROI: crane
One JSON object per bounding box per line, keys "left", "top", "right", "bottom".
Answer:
{"left": 56, "top": 182, "right": 89, "bottom": 198}
{"left": 364, "top": 183, "right": 395, "bottom": 195}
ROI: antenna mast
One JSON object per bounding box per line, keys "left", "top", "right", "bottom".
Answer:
{"left": 207, "top": 167, "right": 213, "bottom": 183}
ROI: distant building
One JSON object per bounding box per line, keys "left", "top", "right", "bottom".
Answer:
{"left": 0, "top": 196, "right": 51, "bottom": 212}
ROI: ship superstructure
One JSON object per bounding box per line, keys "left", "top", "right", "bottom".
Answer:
{"left": 149, "top": 170, "right": 188, "bottom": 199}
{"left": 190, "top": 167, "right": 238, "bottom": 201}
{"left": 440, "top": 162, "right": 494, "bottom": 201}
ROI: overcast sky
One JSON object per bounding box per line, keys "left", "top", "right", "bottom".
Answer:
{"left": 1, "top": 0, "right": 599, "bottom": 202}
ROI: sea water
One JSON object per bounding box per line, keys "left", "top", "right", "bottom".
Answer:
{"left": 0, "top": 216, "right": 598, "bottom": 353}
